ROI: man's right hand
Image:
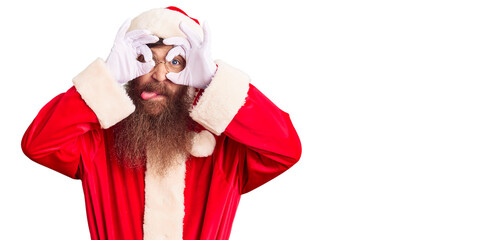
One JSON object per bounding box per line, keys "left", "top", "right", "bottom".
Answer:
{"left": 105, "top": 19, "right": 159, "bottom": 84}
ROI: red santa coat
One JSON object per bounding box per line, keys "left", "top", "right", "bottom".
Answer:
{"left": 22, "top": 59, "right": 301, "bottom": 240}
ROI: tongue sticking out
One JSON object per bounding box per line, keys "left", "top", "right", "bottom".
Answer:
{"left": 141, "top": 91, "right": 159, "bottom": 100}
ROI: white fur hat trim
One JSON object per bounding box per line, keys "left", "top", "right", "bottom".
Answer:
{"left": 128, "top": 8, "right": 203, "bottom": 40}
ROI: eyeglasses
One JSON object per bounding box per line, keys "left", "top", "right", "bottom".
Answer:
{"left": 137, "top": 55, "right": 185, "bottom": 72}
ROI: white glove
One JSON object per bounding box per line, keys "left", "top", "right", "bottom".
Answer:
{"left": 163, "top": 22, "right": 217, "bottom": 89}
{"left": 105, "top": 19, "right": 159, "bottom": 84}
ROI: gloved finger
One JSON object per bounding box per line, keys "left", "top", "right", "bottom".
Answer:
{"left": 166, "top": 72, "right": 183, "bottom": 85}
{"left": 115, "top": 18, "right": 132, "bottom": 42}
{"left": 137, "top": 45, "right": 154, "bottom": 62}
{"left": 132, "top": 35, "right": 159, "bottom": 48}
{"left": 179, "top": 21, "right": 202, "bottom": 47}
{"left": 202, "top": 21, "right": 212, "bottom": 48}
{"left": 139, "top": 61, "right": 155, "bottom": 75}
{"left": 166, "top": 46, "right": 185, "bottom": 61}
{"left": 163, "top": 37, "right": 190, "bottom": 49}
{"left": 125, "top": 29, "right": 152, "bottom": 41}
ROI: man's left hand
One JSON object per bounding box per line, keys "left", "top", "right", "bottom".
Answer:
{"left": 163, "top": 22, "right": 217, "bottom": 89}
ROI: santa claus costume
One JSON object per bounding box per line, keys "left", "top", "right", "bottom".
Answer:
{"left": 22, "top": 7, "right": 301, "bottom": 240}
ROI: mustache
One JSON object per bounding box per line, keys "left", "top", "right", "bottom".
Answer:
{"left": 139, "top": 81, "right": 172, "bottom": 96}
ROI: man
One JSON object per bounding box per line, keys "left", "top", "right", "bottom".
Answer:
{"left": 22, "top": 6, "right": 301, "bottom": 240}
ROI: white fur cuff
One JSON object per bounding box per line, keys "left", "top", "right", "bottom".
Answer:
{"left": 190, "top": 60, "right": 250, "bottom": 135}
{"left": 72, "top": 58, "right": 135, "bottom": 129}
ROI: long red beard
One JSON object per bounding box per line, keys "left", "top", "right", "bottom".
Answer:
{"left": 111, "top": 79, "right": 195, "bottom": 175}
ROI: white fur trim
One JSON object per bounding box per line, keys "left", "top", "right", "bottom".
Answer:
{"left": 72, "top": 58, "right": 135, "bottom": 129}
{"left": 189, "top": 130, "right": 216, "bottom": 157}
{"left": 129, "top": 8, "right": 203, "bottom": 40}
{"left": 143, "top": 154, "right": 187, "bottom": 240}
{"left": 190, "top": 60, "right": 250, "bottom": 135}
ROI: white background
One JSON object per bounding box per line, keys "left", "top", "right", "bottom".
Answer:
{"left": 1, "top": 0, "right": 502, "bottom": 239}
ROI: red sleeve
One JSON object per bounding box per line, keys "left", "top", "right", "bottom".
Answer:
{"left": 224, "top": 84, "right": 302, "bottom": 194}
{"left": 21, "top": 87, "right": 103, "bottom": 179}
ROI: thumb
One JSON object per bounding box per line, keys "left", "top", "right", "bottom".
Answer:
{"left": 166, "top": 72, "right": 183, "bottom": 85}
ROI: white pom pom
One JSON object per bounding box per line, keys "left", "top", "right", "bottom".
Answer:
{"left": 189, "top": 130, "right": 216, "bottom": 157}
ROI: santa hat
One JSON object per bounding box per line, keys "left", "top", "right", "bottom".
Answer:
{"left": 128, "top": 6, "right": 203, "bottom": 40}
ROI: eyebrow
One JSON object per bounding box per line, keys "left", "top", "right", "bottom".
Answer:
{"left": 151, "top": 54, "right": 185, "bottom": 60}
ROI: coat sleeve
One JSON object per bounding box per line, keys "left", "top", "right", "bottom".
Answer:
{"left": 21, "top": 58, "right": 135, "bottom": 179}
{"left": 190, "top": 60, "right": 302, "bottom": 194}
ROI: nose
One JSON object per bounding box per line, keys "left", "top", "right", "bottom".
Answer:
{"left": 151, "top": 62, "right": 169, "bottom": 82}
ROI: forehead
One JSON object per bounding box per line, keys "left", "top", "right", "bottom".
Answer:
{"left": 150, "top": 45, "right": 175, "bottom": 57}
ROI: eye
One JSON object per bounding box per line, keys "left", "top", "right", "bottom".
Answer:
{"left": 137, "top": 55, "right": 146, "bottom": 63}
{"left": 171, "top": 59, "right": 181, "bottom": 65}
